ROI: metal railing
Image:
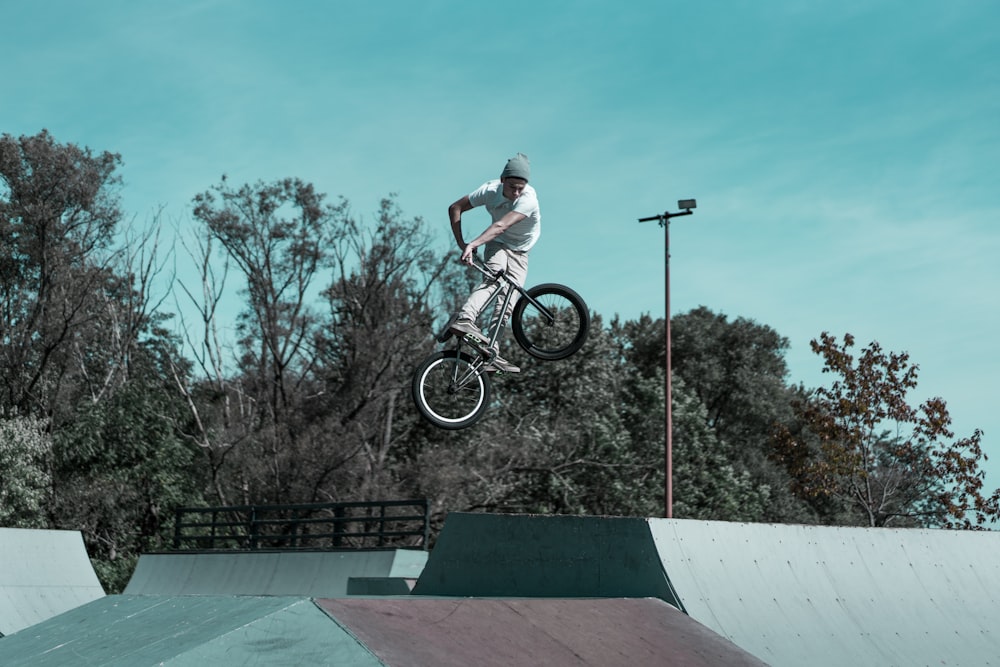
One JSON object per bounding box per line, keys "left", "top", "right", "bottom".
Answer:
{"left": 171, "top": 499, "right": 429, "bottom": 551}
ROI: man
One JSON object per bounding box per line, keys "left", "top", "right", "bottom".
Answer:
{"left": 447, "top": 152, "right": 540, "bottom": 373}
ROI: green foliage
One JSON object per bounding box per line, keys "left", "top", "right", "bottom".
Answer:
{"left": 485, "top": 314, "right": 655, "bottom": 516}
{"left": 0, "top": 130, "right": 124, "bottom": 419}
{"left": 51, "top": 374, "right": 205, "bottom": 592}
{"left": 672, "top": 375, "right": 771, "bottom": 521}
{"left": 0, "top": 415, "right": 52, "bottom": 527}
{"left": 90, "top": 553, "right": 138, "bottom": 595}
{"left": 185, "top": 183, "right": 462, "bottom": 508}
{"left": 671, "top": 307, "right": 814, "bottom": 522}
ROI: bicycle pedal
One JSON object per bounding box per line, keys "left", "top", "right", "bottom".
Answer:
{"left": 463, "top": 334, "right": 491, "bottom": 351}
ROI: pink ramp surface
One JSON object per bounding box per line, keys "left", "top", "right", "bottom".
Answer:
{"left": 318, "top": 597, "right": 766, "bottom": 667}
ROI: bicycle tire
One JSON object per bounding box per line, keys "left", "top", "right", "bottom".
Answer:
{"left": 411, "top": 350, "right": 492, "bottom": 429}
{"left": 511, "top": 283, "right": 590, "bottom": 361}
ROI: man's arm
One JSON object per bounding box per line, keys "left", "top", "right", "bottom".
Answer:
{"left": 460, "top": 210, "right": 527, "bottom": 263}
{"left": 448, "top": 196, "right": 474, "bottom": 250}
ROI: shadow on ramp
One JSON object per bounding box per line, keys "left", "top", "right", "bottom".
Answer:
{"left": 124, "top": 548, "right": 426, "bottom": 597}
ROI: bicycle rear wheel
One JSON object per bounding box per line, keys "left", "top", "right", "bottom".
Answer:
{"left": 511, "top": 283, "right": 590, "bottom": 361}
{"left": 412, "top": 350, "right": 492, "bottom": 429}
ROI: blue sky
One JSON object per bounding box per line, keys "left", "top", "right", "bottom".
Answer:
{"left": 4, "top": 1, "right": 999, "bottom": 490}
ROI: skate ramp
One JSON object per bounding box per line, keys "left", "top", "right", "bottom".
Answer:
{"left": 651, "top": 519, "right": 1000, "bottom": 666}
{"left": 8, "top": 513, "right": 1000, "bottom": 665}
{"left": 318, "top": 596, "right": 766, "bottom": 667}
{"left": 414, "top": 512, "right": 1000, "bottom": 666}
{"left": 0, "top": 594, "right": 763, "bottom": 666}
{"left": 124, "top": 548, "right": 426, "bottom": 596}
{"left": 411, "top": 512, "right": 680, "bottom": 602}
{"left": 0, "top": 595, "right": 381, "bottom": 666}
{"left": 0, "top": 528, "right": 104, "bottom": 636}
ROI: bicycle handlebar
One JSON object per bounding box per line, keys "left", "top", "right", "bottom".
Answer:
{"left": 464, "top": 253, "right": 533, "bottom": 297}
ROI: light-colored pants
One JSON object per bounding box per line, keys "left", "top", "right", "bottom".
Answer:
{"left": 459, "top": 241, "right": 529, "bottom": 342}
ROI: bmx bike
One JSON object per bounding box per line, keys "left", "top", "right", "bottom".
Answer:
{"left": 411, "top": 258, "right": 590, "bottom": 430}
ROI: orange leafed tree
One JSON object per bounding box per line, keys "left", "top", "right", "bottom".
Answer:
{"left": 774, "top": 332, "right": 999, "bottom": 529}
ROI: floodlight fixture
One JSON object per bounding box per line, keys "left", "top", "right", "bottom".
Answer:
{"left": 638, "top": 199, "right": 697, "bottom": 227}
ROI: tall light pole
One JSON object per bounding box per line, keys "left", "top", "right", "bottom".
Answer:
{"left": 639, "top": 199, "right": 696, "bottom": 518}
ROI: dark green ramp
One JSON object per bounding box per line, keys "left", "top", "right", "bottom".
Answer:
{"left": 411, "top": 513, "right": 681, "bottom": 605}
{"left": 0, "top": 595, "right": 382, "bottom": 666}
{"left": 0, "top": 528, "right": 105, "bottom": 636}
{"left": 125, "top": 548, "right": 426, "bottom": 596}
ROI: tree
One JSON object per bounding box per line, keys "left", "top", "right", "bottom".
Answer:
{"left": 52, "top": 364, "right": 206, "bottom": 592}
{"left": 184, "top": 182, "right": 462, "bottom": 512}
{"left": 492, "top": 313, "right": 651, "bottom": 516}
{"left": 192, "top": 177, "right": 339, "bottom": 422}
{"left": 616, "top": 313, "right": 773, "bottom": 520}
{"left": 187, "top": 177, "right": 345, "bottom": 505}
{"left": 773, "top": 332, "right": 999, "bottom": 528}
{"left": 0, "top": 131, "right": 208, "bottom": 593}
{"left": 671, "top": 375, "right": 771, "bottom": 521}
{"left": 0, "top": 415, "right": 52, "bottom": 528}
{"left": 315, "top": 196, "right": 459, "bottom": 503}
{"left": 0, "top": 130, "right": 124, "bottom": 419}
{"left": 671, "top": 307, "right": 812, "bottom": 522}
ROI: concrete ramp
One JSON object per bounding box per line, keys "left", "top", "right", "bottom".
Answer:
{"left": 414, "top": 513, "right": 1000, "bottom": 666}
{"left": 124, "top": 548, "right": 426, "bottom": 596}
{"left": 0, "top": 528, "right": 104, "bottom": 636}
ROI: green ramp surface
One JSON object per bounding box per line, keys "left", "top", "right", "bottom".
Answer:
{"left": 0, "top": 595, "right": 381, "bottom": 666}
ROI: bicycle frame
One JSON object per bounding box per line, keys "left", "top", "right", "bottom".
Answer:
{"left": 414, "top": 261, "right": 590, "bottom": 429}
{"left": 455, "top": 259, "right": 556, "bottom": 354}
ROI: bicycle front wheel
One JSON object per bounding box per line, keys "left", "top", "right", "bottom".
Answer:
{"left": 511, "top": 283, "right": 590, "bottom": 361}
{"left": 412, "top": 350, "right": 492, "bottom": 429}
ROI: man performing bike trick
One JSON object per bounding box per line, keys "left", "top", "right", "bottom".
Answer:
{"left": 413, "top": 154, "right": 586, "bottom": 429}
{"left": 447, "top": 152, "right": 540, "bottom": 374}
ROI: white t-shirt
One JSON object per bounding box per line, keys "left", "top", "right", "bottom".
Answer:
{"left": 468, "top": 179, "right": 541, "bottom": 252}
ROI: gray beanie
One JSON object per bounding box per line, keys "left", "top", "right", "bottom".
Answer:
{"left": 501, "top": 152, "right": 531, "bottom": 181}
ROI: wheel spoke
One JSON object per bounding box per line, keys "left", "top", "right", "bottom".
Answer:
{"left": 412, "top": 351, "right": 491, "bottom": 429}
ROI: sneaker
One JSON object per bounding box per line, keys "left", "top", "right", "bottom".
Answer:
{"left": 449, "top": 318, "right": 487, "bottom": 343}
{"left": 485, "top": 354, "right": 520, "bottom": 374}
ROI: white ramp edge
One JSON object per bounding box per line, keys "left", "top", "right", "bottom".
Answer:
{"left": 651, "top": 519, "right": 1000, "bottom": 667}
{"left": 0, "top": 528, "right": 105, "bottom": 636}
